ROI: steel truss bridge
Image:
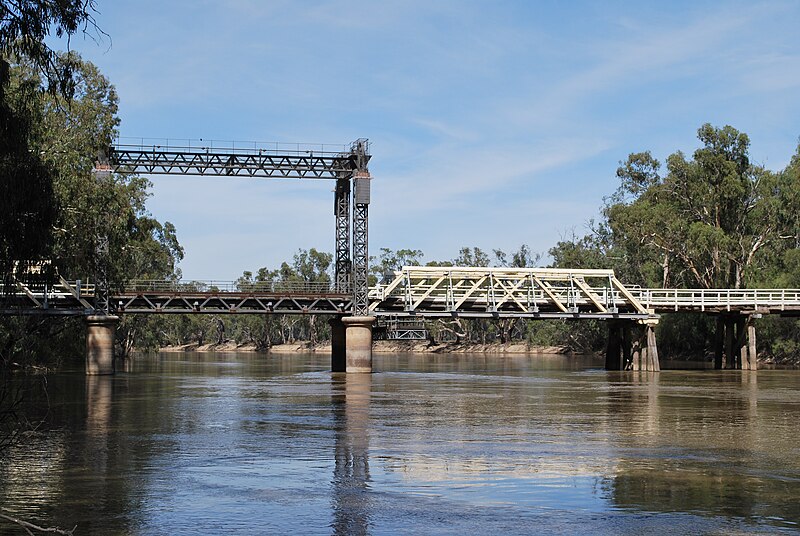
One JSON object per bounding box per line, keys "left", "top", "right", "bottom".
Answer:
{"left": 92, "top": 137, "right": 372, "bottom": 316}
{"left": 4, "top": 267, "right": 800, "bottom": 319}
{"left": 370, "top": 267, "right": 800, "bottom": 318}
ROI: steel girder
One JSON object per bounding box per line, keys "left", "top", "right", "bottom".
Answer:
{"left": 112, "top": 291, "right": 352, "bottom": 315}
{"left": 369, "top": 266, "right": 654, "bottom": 319}
{"left": 110, "top": 144, "right": 359, "bottom": 179}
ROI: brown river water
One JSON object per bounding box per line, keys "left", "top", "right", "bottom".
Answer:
{"left": 1, "top": 352, "right": 799, "bottom": 535}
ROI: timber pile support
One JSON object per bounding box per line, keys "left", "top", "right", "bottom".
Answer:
{"left": 605, "top": 320, "right": 660, "bottom": 371}
{"left": 714, "top": 314, "right": 758, "bottom": 370}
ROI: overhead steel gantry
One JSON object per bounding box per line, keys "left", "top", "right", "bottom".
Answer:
{"left": 105, "top": 138, "right": 372, "bottom": 315}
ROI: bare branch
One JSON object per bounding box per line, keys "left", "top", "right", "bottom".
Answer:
{"left": 0, "top": 509, "right": 76, "bottom": 535}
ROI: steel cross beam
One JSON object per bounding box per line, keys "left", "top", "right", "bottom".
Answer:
{"left": 107, "top": 138, "right": 371, "bottom": 313}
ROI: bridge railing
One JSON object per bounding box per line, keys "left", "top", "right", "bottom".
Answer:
{"left": 121, "top": 279, "right": 349, "bottom": 295}
{"left": 0, "top": 278, "right": 95, "bottom": 313}
{"left": 633, "top": 288, "right": 800, "bottom": 312}
{"left": 113, "top": 137, "right": 351, "bottom": 157}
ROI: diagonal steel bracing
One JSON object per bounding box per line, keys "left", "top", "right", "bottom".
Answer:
{"left": 369, "top": 266, "right": 656, "bottom": 319}
{"left": 111, "top": 145, "right": 352, "bottom": 179}
{"left": 334, "top": 176, "right": 351, "bottom": 293}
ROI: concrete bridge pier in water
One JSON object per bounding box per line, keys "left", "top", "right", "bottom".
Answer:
{"left": 330, "top": 316, "right": 375, "bottom": 373}
{"left": 85, "top": 315, "right": 119, "bottom": 375}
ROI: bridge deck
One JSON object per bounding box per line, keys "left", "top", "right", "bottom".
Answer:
{"left": 635, "top": 288, "right": 800, "bottom": 315}
{"left": 3, "top": 269, "right": 799, "bottom": 318}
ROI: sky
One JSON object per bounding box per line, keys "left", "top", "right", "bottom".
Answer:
{"left": 65, "top": 0, "right": 800, "bottom": 280}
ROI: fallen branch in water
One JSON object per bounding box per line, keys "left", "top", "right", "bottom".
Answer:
{"left": 0, "top": 509, "right": 76, "bottom": 535}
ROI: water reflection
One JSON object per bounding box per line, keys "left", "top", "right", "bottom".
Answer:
{"left": 2, "top": 354, "right": 800, "bottom": 535}
{"left": 331, "top": 373, "right": 372, "bottom": 536}
{"left": 604, "top": 371, "right": 800, "bottom": 527}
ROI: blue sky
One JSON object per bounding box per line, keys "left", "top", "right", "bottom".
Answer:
{"left": 68, "top": 0, "right": 800, "bottom": 280}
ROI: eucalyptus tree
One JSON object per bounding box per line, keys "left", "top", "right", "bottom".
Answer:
{"left": 606, "top": 124, "right": 797, "bottom": 290}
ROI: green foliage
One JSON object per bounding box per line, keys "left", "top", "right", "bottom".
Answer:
{"left": 371, "top": 247, "right": 423, "bottom": 283}
{"left": 453, "top": 246, "right": 489, "bottom": 267}
{"left": 552, "top": 125, "right": 800, "bottom": 359}
{"left": 0, "top": 61, "right": 55, "bottom": 285}
{"left": 0, "top": 0, "right": 102, "bottom": 284}
{"left": 0, "top": 55, "right": 184, "bottom": 364}
{"left": 605, "top": 124, "right": 798, "bottom": 290}
{"left": 0, "top": 0, "right": 101, "bottom": 97}
{"left": 494, "top": 244, "right": 539, "bottom": 267}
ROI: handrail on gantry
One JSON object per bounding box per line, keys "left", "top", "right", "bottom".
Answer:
{"left": 114, "top": 137, "right": 352, "bottom": 156}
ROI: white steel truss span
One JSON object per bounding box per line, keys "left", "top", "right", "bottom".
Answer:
{"left": 369, "top": 267, "right": 652, "bottom": 319}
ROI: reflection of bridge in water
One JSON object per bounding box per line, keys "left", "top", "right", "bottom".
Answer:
{"left": 3, "top": 137, "right": 800, "bottom": 375}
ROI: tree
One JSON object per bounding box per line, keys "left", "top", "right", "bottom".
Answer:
{"left": 494, "top": 244, "right": 540, "bottom": 268}
{"left": 0, "top": 61, "right": 54, "bottom": 286}
{"left": 0, "top": 0, "right": 103, "bottom": 286}
{"left": 453, "top": 246, "right": 489, "bottom": 267}
{"left": 370, "top": 247, "right": 423, "bottom": 283}
{"left": 606, "top": 124, "right": 796, "bottom": 289}
{"left": 0, "top": 0, "right": 101, "bottom": 96}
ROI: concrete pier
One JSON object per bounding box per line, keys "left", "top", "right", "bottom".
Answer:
{"left": 342, "top": 316, "right": 375, "bottom": 373}
{"left": 85, "top": 315, "right": 119, "bottom": 375}
{"left": 329, "top": 318, "right": 346, "bottom": 372}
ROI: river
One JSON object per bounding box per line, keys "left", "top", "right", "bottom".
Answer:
{"left": 1, "top": 352, "right": 799, "bottom": 535}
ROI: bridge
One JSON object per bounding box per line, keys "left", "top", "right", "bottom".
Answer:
{"left": 3, "top": 137, "right": 799, "bottom": 375}
{"left": 4, "top": 265, "right": 800, "bottom": 374}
